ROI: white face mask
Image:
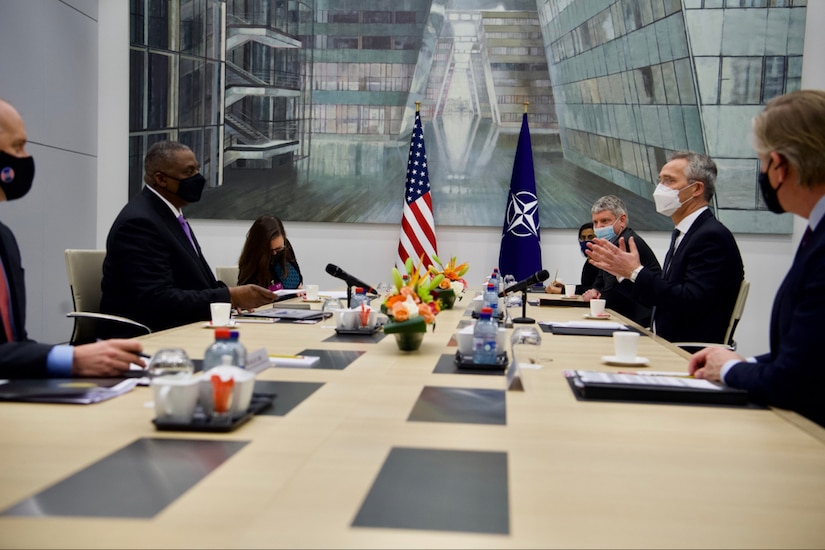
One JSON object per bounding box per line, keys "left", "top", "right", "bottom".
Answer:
{"left": 653, "top": 182, "right": 696, "bottom": 216}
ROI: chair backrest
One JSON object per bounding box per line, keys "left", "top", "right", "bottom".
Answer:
{"left": 216, "top": 265, "right": 239, "bottom": 287}
{"left": 725, "top": 279, "right": 750, "bottom": 349}
{"left": 64, "top": 249, "right": 106, "bottom": 343}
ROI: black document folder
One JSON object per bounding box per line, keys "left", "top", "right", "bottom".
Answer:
{"left": 240, "top": 308, "right": 325, "bottom": 322}
{"left": 564, "top": 370, "right": 750, "bottom": 406}
{"left": 539, "top": 298, "right": 589, "bottom": 308}
{"left": 539, "top": 324, "right": 641, "bottom": 337}
{"left": 0, "top": 378, "right": 137, "bottom": 404}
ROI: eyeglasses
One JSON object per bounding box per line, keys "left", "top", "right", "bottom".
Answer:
{"left": 271, "top": 244, "right": 289, "bottom": 254}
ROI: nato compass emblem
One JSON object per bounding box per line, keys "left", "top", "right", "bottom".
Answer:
{"left": 504, "top": 190, "right": 540, "bottom": 237}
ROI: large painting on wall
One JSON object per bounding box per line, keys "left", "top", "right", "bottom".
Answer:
{"left": 130, "top": 0, "right": 806, "bottom": 234}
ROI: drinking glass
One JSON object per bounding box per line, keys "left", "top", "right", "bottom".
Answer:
{"left": 148, "top": 348, "right": 195, "bottom": 378}
{"left": 320, "top": 297, "right": 345, "bottom": 329}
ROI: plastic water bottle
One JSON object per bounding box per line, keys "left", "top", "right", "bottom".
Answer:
{"left": 203, "top": 328, "right": 237, "bottom": 371}
{"left": 473, "top": 307, "right": 498, "bottom": 364}
{"left": 228, "top": 330, "right": 247, "bottom": 369}
{"left": 350, "top": 286, "right": 368, "bottom": 309}
{"left": 491, "top": 268, "right": 501, "bottom": 294}
{"left": 483, "top": 283, "right": 499, "bottom": 317}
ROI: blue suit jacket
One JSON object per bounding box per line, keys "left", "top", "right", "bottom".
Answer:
{"left": 726, "top": 221, "right": 825, "bottom": 426}
{"left": 100, "top": 188, "right": 230, "bottom": 336}
{"left": 0, "top": 221, "right": 53, "bottom": 377}
{"left": 633, "top": 209, "right": 744, "bottom": 344}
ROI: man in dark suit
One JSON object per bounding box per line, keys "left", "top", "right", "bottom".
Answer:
{"left": 100, "top": 141, "right": 274, "bottom": 336}
{"left": 578, "top": 195, "right": 661, "bottom": 327}
{"left": 0, "top": 98, "right": 144, "bottom": 377}
{"left": 587, "top": 151, "right": 744, "bottom": 344}
{"left": 690, "top": 90, "right": 825, "bottom": 427}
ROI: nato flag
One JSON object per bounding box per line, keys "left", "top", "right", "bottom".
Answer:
{"left": 498, "top": 112, "right": 543, "bottom": 282}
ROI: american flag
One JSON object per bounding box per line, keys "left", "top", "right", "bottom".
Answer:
{"left": 397, "top": 108, "right": 437, "bottom": 270}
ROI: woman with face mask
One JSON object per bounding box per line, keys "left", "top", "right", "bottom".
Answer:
{"left": 238, "top": 215, "right": 303, "bottom": 290}
{"left": 545, "top": 223, "right": 599, "bottom": 295}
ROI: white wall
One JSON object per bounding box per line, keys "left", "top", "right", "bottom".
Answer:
{"left": 2, "top": 0, "right": 823, "bottom": 358}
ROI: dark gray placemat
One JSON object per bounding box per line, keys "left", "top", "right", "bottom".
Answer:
{"left": 1, "top": 438, "right": 247, "bottom": 518}
{"left": 253, "top": 380, "right": 324, "bottom": 416}
{"left": 432, "top": 353, "right": 506, "bottom": 376}
{"left": 407, "top": 386, "right": 506, "bottom": 425}
{"left": 352, "top": 447, "right": 509, "bottom": 534}
{"left": 322, "top": 332, "right": 387, "bottom": 344}
{"left": 293, "top": 349, "right": 364, "bottom": 370}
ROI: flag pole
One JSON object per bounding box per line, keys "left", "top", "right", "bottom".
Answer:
{"left": 416, "top": 101, "right": 421, "bottom": 113}
{"left": 523, "top": 101, "right": 529, "bottom": 113}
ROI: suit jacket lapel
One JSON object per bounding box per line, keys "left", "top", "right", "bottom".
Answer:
{"left": 667, "top": 209, "right": 711, "bottom": 278}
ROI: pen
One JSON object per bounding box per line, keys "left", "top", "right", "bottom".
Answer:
{"left": 269, "top": 354, "right": 305, "bottom": 359}
{"left": 234, "top": 318, "right": 278, "bottom": 324}
{"left": 138, "top": 352, "right": 152, "bottom": 359}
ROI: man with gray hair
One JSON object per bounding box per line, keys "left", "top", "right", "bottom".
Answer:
{"left": 588, "top": 151, "right": 744, "bottom": 345}
{"left": 580, "top": 195, "right": 661, "bottom": 327}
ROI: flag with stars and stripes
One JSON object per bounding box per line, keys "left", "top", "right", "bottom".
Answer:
{"left": 499, "top": 112, "right": 542, "bottom": 281}
{"left": 397, "top": 108, "right": 437, "bottom": 270}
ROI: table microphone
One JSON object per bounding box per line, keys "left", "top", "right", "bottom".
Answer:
{"left": 324, "top": 263, "right": 377, "bottom": 295}
{"left": 499, "top": 269, "right": 550, "bottom": 297}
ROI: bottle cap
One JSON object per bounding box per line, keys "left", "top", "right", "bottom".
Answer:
{"left": 229, "top": 330, "right": 240, "bottom": 339}
{"left": 355, "top": 286, "right": 364, "bottom": 293}
{"left": 480, "top": 307, "right": 493, "bottom": 315}
{"left": 214, "top": 328, "right": 231, "bottom": 339}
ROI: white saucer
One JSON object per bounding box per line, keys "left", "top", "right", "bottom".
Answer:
{"left": 202, "top": 320, "right": 238, "bottom": 328}
{"left": 583, "top": 313, "right": 612, "bottom": 320}
{"left": 601, "top": 355, "right": 649, "bottom": 366}
{"left": 301, "top": 298, "right": 323, "bottom": 303}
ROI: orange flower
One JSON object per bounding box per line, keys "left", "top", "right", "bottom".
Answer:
{"left": 418, "top": 303, "right": 435, "bottom": 323}
{"left": 391, "top": 302, "right": 410, "bottom": 321}
{"left": 439, "top": 279, "right": 451, "bottom": 289}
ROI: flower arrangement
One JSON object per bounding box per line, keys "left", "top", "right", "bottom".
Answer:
{"left": 382, "top": 256, "right": 441, "bottom": 349}
{"left": 427, "top": 254, "right": 469, "bottom": 309}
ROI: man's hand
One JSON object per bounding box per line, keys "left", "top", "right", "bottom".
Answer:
{"left": 545, "top": 281, "right": 563, "bottom": 294}
{"left": 586, "top": 236, "right": 641, "bottom": 279}
{"left": 72, "top": 339, "right": 145, "bottom": 377}
{"left": 687, "top": 347, "right": 744, "bottom": 382}
{"left": 581, "top": 289, "right": 601, "bottom": 302}
{"left": 229, "top": 284, "right": 276, "bottom": 310}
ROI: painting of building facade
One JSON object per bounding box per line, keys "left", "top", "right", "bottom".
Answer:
{"left": 128, "top": 0, "right": 807, "bottom": 233}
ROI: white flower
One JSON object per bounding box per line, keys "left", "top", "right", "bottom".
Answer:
{"left": 450, "top": 280, "right": 465, "bottom": 294}
{"left": 402, "top": 295, "right": 420, "bottom": 318}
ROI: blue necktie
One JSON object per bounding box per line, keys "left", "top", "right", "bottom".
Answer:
{"left": 177, "top": 215, "right": 197, "bottom": 252}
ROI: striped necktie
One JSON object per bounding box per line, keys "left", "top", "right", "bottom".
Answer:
{"left": 177, "top": 215, "right": 198, "bottom": 252}
{"left": 0, "top": 257, "right": 16, "bottom": 342}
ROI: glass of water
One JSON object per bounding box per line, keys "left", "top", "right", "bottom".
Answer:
{"left": 147, "top": 348, "right": 195, "bottom": 378}
{"left": 320, "top": 297, "right": 345, "bottom": 329}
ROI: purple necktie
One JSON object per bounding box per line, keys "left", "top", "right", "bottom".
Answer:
{"left": 177, "top": 215, "right": 197, "bottom": 251}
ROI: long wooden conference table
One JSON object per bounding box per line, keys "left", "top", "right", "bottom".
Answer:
{"left": 1, "top": 296, "right": 824, "bottom": 549}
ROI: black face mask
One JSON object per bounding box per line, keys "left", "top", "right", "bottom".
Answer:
{"left": 758, "top": 160, "right": 785, "bottom": 214}
{"left": 0, "top": 152, "right": 35, "bottom": 201}
{"left": 174, "top": 173, "right": 206, "bottom": 203}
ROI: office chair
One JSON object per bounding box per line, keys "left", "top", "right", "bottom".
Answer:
{"left": 216, "top": 265, "right": 239, "bottom": 287}
{"left": 673, "top": 279, "right": 750, "bottom": 352}
{"left": 64, "top": 249, "right": 150, "bottom": 344}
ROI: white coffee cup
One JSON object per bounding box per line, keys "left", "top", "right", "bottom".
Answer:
{"left": 210, "top": 302, "right": 231, "bottom": 326}
{"left": 456, "top": 325, "right": 506, "bottom": 355}
{"left": 590, "top": 298, "right": 606, "bottom": 317}
{"left": 337, "top": 307, "right": 377, "bottom": 330}
{"left": 152, "top": 375, "right": 200, "bottom": 423}
{"left": 564, "top": 284, "right": 577, "bottom": 297}
{"left": 199, "top": 365, "right": 256, "bottom": 416}
{"left": 304, "top": 284, "right": 319, "bottom": 301}
{"left": 613, "top": 331, "right": 640, "bottom": 361}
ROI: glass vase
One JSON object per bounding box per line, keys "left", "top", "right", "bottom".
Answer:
{"left": 393, "top": 332, "right": 424, "bottom": 351}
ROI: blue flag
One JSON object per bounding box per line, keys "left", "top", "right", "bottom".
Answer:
{"left": 498, "top": 112, "right": 542, "bottom": 282}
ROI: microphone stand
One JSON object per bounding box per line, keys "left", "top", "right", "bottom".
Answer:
{"left": 346, "top": 285, "right": 354, "bottom": 309}
{"left": 512, "top": 289, "right": 535, "bottom": 324}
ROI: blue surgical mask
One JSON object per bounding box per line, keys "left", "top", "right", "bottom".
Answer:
{"left": 593, "top": 225, "right": 616, "bottom": 242}
{"left": 579, "top": 240, "right": 592, "bottom": 256}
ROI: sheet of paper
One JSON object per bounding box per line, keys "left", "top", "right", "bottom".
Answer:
{"left": 269, "top": 355, "right": 321, "bottom": 368}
